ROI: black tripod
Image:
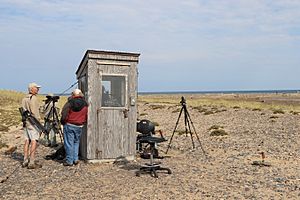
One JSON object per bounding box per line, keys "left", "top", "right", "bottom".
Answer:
{"left": 43, "top": 96, "right": 63, "bottom": 146}
{"left": 166, "top": 97, "right": 206, "bottom": 156}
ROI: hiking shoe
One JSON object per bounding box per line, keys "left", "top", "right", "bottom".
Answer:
{"left": 22, "top": 160, "right": 29, "bottom": 168}
{"left": 74, "top": 160, "right": 80, "bottom": 165}
{"left": 63, "top": 161, "right": 73, "bottom": 166}
{"left": 27, "top": 162, "right": 42, "bottom": 169}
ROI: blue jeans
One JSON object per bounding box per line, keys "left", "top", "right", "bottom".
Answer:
{"left": 63, "top": 124, "right": 83, "bottom": 164}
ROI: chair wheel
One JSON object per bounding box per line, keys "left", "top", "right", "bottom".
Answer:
{"left": 151, "top": 170, "right": 158, "bottom": 178}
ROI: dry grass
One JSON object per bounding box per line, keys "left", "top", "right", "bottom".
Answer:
{"left": 138, "top": 94, "right": 300, "bottom": 113}
{"left": 0, "top": 90, "right": 24, "bottom": 131}
{"left": 210, "top": 129, "right": 228, "bottom": 136}
{"left": 0, "top": 90, "right": 67, "bottom": 134}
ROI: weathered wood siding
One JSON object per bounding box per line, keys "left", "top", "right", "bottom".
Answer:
{"left": 77, "top": 50, "right": 139, "bottom": 160}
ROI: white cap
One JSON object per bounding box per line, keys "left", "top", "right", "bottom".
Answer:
{"left": 28, "top": 82, "right": 41, "bottom": 90}
{"left": 72, "top": 88, "right": 83, "bottom": 97}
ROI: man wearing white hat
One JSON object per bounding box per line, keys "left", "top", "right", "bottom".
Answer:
{"left": 21, "top": 82, "right": 42, "bottom": 169}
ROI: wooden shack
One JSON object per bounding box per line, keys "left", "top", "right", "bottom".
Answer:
{"left": 76, "top": 50, "right": 140, "bottom": 161}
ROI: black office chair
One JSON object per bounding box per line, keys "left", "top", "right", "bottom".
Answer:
{"left": 136, "top": 120, "right": 172, "bottom": 178}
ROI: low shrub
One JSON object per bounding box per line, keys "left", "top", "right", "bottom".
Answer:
{"left": 272, "top": 109, "right": 285, "bottom": 114}
{"left": 208, "top": 125, "right": 224, "bottom": 130}
{"left": 204, "top": 111, "right": 214, "bottom": 115}
{"left": 149, "top": 105, "right": 166, "bottom": 110}
{"left": 210, "top": 129, "right": 228, "bottom": 136}
{"left": 139, "top": 113, "right": 148, "bottom": 116}
{"left": 252, "top": 108, "right": 262, "bottom": 111}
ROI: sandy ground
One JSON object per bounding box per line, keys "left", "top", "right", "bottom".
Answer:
{"left": 0, "top": 94, "right": 300, "bottom": 199}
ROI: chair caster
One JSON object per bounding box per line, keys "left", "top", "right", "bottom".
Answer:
{"left": 167, "top": 168, "right": 172, "bottom": 174}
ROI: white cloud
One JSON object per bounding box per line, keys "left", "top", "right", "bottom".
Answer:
{"left": 0, "top": 0, "right": 299, "bottom": 91}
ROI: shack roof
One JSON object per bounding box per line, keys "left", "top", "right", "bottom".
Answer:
{"left": 76, "top": 49, "right": 140, "bottom": 75}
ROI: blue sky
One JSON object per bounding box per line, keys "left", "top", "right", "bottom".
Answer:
{"left": 0, "top": 0, "right": 299, "bottom": 93}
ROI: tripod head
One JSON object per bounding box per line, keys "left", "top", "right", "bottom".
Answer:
{"left": 180, "top": 96, "right": 186, "bottom": 107}
{"left": 45, "top": 95, "right": 60, "bottom": 104}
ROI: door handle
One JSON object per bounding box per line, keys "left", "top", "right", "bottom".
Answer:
{"left": 123, "top": 109, "right": 129, "bottom": 118}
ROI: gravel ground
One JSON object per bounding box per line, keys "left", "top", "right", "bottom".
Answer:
{"left": 0, "top": 100, "right": 300, "bottom": 199}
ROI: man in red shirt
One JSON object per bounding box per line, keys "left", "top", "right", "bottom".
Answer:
{"left": 61, "top": 89, "right": 88, "bottom": 166}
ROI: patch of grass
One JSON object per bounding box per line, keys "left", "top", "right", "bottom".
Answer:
{"left": 172, "top": 108, "right": 181, "bottom": 113}
{"left": 0, "top": 124, "right": 9, "bottom": 132}
{"left": 194, "top": 106, "right": 208, "bottom": 113}
{"left": 194, "top": 105, "right": 226, "bottom": 115}
{"left": 208, "top": 125, "right": 224, "bottom": 130}
{"left": 210, "top": 129, "right": 228, "bottom": 136}
{"left": 175, "top": 129, "right": 187, "bottom": 135}
{"left": 270, "top": 115, "right": 279, "bottom": 119}
{"left": 290, "top": 111, "right": 299, "bottom": 115}
{"left": 272, "top": 109, "right": 285, "bottom": 114}
{"left": 0, "top": 90, "right": 67, "bottom": 133}
{"left": 204, "top": 111, "right": 214, "bottom": 115}
{"left": 139, "top": 113, "right": 148, "bottom": 116}
{"left": 149, "top": 105, "right": 166, "bottom": 110}
{"left": 138, "top": 94, "right": 300, "bottom": 114}
{"left": 233, "top": 106, "right": 240, "bottom": 109}
{"left": 0, "top": 140, "right": 8, "bottom": 149}
{"left": 252, "top": 108, "right": 262, "bottom": 111}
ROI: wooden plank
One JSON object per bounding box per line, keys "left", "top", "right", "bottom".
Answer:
{"left": 128, "top": 63, "right": 138, "bottom": 155}
{"left": 78, "top": 65, "right": 87, "bottom": 159}
{"left": 96, "top": 60, "right": 130, "bottom": 66}
{"left": 86, "top": 62, "right": 101, "bottom": 159}
{"left": 89, "top": 53, "right": 139, "bottom": 62}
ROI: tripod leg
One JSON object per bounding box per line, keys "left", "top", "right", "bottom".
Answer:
{"left": 184, "top": 110, "right": 189, "bottom": 137}
{"left": 166, "top": 107, "right": 183, "bottom": 154}
{"left": 185, "top": 110, "right": 207, "bottom": 157}
{"left": 186, "top": 116, "right": 195, "bottom": 149}
{"left": 184, "top": 106, "right": 195, "bottom": 148}
{"left": 53, "top": 107, "right": 64, "bottom": 143}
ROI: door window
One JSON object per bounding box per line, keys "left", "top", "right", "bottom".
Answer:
{"left": 101, "top": 75, "right": 126, "bottom": 107}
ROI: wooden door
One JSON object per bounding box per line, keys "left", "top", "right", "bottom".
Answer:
{"left": 97, "top": 72, "right": 130, "bottom": 159}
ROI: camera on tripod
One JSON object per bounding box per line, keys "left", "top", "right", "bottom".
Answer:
{"left": 45, "top": 95, "right": 60, "bottom": 102}
{"left": 41, "top": 94, "right": 63, "bottom": 147}
{"left": 180, "top": 96, "right": 186, "bottom": 106}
